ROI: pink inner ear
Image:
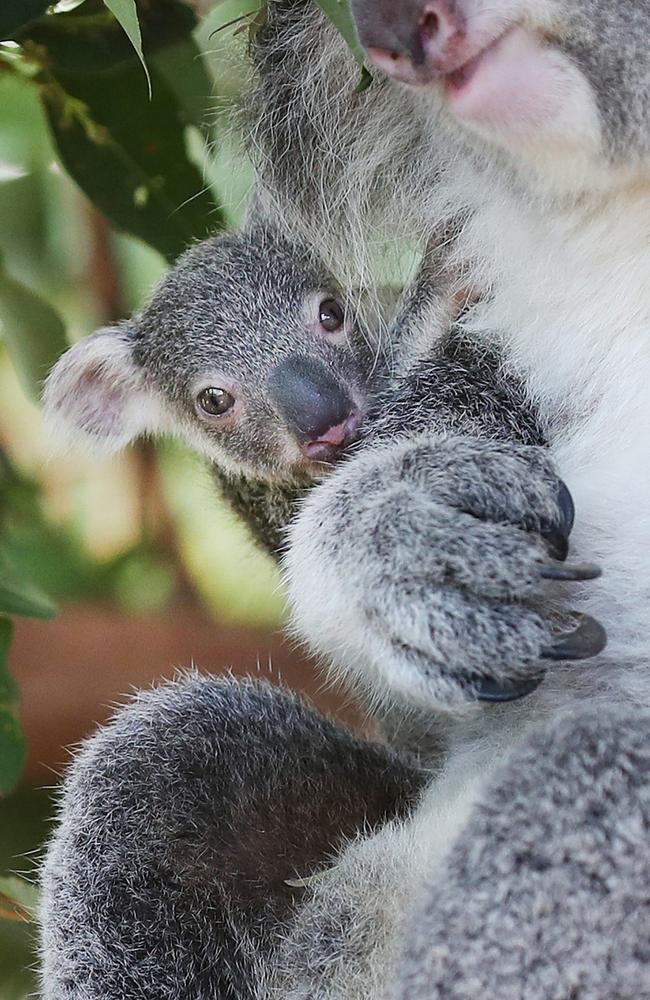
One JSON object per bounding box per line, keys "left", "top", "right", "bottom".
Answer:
{"left": 75, "top": 363, "right": 131, "bottom": 438}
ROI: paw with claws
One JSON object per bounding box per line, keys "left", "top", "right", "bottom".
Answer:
{"left": 284, "top": 434, "right": 606, "bottom": 709}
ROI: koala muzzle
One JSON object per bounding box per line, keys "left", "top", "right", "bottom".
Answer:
{"left": 268, "top": 356, "right": 361, "bottom": 461}
{"left": 351, "top": 0, "right": 467, "bottom": 86}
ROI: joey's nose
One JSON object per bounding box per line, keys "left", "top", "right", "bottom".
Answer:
{"left": 352, "top": 0, "right": 465, "bottom": 84}
{"left": 268, "top": 356, "right": 360, "bottom": 460}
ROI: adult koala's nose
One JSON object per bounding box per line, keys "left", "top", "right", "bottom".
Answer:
{"left": 268, "top": 356, "right": 361, "bottom": 462}
{"left": 350, "top": 0, "right": 466, "bottom": 85}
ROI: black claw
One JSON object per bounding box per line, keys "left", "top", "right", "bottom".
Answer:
{"left": 472, "top": 673, "right": 545, "bottom": 703}
{"left": 540, "top": 562, "right": 602, "bottom": 582}
{"left": 557, "top": 480, "right": 575, "bottom": 534}
{"left": 542, "top": 527, "right": 569, "bottom": 562}
{"left": 540, "top": 613, "right": 607, "bottom": 661}
{"left": 540, "top": 481, "right": 575, "bottom": 562}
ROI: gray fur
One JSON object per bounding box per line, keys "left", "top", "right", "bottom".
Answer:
{"left": 285, "top": 433, "right": 571, "bottom": 708}
{"left": 40, "top": 220, "right": 572, "bottom": 997}
{"left": 396, "top": 704, "right": 650, "bottom": 999}
{"left": 547, "top": 2, "right": 650, "bottom": 162}
{"left": 40, "top": 0, "right": 650, "bottom": 995}
{"left": 40, "top": 674, "right": 425, "bottom": 999}
{"left": 264, "top": 703, "right": 650, "bottom": 1000}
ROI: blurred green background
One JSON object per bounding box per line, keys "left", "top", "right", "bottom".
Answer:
{"left": 0, "top": 1, "right": 321, "bottom": 993}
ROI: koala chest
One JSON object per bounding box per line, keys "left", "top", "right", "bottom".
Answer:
{"left": 465, "top": 186, "right": 650, "bottom": 684}
{"left": 552, "top": 384, "right": 650, "bottom": 678}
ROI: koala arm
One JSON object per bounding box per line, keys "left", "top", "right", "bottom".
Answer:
{"left": 284, "top": 321, "right": 606, "bottom": 711}
{"left": 40, "top": 674, "right": 425, "bottom": 1000}
{"left": 260, "top": 703, "right": 650, "bottom": 1000}
{"left": 284, "top": 430, "right": 586, "bottom": 710}
{"left": 395, "top": 704, "right": 650, "bottom": 999}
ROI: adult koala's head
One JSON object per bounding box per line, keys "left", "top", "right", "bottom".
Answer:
{"left": 351, "top": 0, "right": 650, "bottom": 186}
{"left": 43, "top": 226, "right": 370, "bottom": 483}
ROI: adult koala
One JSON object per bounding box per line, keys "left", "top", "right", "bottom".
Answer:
{"left": 258, "top": 0, "right": 650, "bottom": 994}
{"left": 40, "top": 0, "right": 650, "bottom": 998}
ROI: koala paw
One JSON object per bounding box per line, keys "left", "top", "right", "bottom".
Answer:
{"left": 283, "top": 434, "right": 606, "bottom": 709}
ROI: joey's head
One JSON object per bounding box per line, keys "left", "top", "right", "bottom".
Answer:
{"left": 351, "top": 0, "right": 650, "bottom": 191}
{"left": 43, "top": 227, "right": 371, "bottom": 483}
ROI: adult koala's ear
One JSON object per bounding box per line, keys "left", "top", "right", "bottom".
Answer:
{"left": 42, "top": 324, "right": 163, "bottom": 453}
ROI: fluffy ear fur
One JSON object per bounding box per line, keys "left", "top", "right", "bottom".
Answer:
{"left": 42, "top": 325, "right": 163, "bottom": 453}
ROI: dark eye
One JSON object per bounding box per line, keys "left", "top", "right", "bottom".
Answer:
{"left": 318, "top": 298, "right": 344, "bottom": 332}
{"left": 197, "top": 387, "right": 235, "bottom": 417}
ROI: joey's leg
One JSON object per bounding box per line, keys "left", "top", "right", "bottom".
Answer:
{"left": 284, "top": 433, "right": 605, "bottom": 710}
{"left": 396, "top": 704, "right": 650, "bottom": 1000}
{"left": 40, "top": 674, "right": 425, "bottom": 1000}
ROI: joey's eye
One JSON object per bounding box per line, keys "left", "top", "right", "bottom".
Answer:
{"left": 197, "top": 387, "right": 235, "bottom": 417}
{"left": 318, "top": 298, "right": 344, "bottom": 332}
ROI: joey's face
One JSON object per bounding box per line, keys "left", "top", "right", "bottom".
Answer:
{"left": 133, "top": 230, "right": 370, "bottom": 482}
{"left": 351, "top": 0, "right": 650, "bottom": 188}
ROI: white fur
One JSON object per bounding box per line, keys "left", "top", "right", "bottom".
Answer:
{"left": 280, "top": 5, "right": 650, "bottom": 957}
{"left": 456, "top": 175, "right": 650, "bottom": 680}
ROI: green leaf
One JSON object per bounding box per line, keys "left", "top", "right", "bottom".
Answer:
{"left": 0, "top": 877, "right": 39, "bottom": 921}
{"left": 0, "top": 620, "right": 18, "bottom": 706}
{"left": 0, "top": 261, "right": 69, "bottom": 402}
{"left": 0, "top": 713, "right": 25, "bottom": 798}
{"left": 0, "top": 559, "right": 58, "bottom": 620}
{"left": 103, "top": 0, "right": 152, "bottom": 97}
{"left": 152, "top": 34, "right": 214, "bottom": 133}
{"left": 313, "top": 0, "right": 367, "bottom": 67}
{"left": 19, "top": 0, "right": 199, "bottom": 76}
{"left": 0, "top": 0, "right": 50, "bottom": 40}
{"left": 31, "top": 1, "right": 223, "bottom": 261}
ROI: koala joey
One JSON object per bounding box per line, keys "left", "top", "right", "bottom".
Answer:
{"left": 43, "top": 217, "right": 537, "bottom": 571}
{"left": 45, "top": 216, "right": 606, "bottom": 701}
{"left": 44, "top": 224, "right": 374, "bottom": 493}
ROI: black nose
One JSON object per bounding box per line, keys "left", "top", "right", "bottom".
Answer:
{"left": 351, "top": 0, "right": 426, "bottom": 62}
{"left": 268, "top": 356, "right": 359, "bottom": 456}
{"left": 350, "top": 0, "right": 464, "bottom": 83}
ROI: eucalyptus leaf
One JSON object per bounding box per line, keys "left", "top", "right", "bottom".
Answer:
{"left": 0, "top": 876, "right": 38, "bottom": 921}
{"left": 36, "top": 4, "right": 222, "bottom": 261}
{"left": 103, "top": 0, "right": 152, "bottom": 97}
{"left": 0, "top": 0, "right": 50, "bottom": 40}
{"left": 0, "top": 712, "right": 25, "bottom": 797}
{"left": 20, "top": 0, "right": 198, "bottom": 77}
{"left": 0, "top": 560, "right": 58, "bottom": 620}
{"left": 0, "top": 264, "right": 68, "bottom": 402}
{"left": 313, "top": 0, "right": 366, "bottom": 66}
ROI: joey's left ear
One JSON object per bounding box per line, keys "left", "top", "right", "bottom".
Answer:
{"left": 42, "top": 324, "right": 164, "bottom": 453}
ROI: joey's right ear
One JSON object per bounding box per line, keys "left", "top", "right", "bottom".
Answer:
{"left": 42, "top": 325, "right": 164, "bottom": 453}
